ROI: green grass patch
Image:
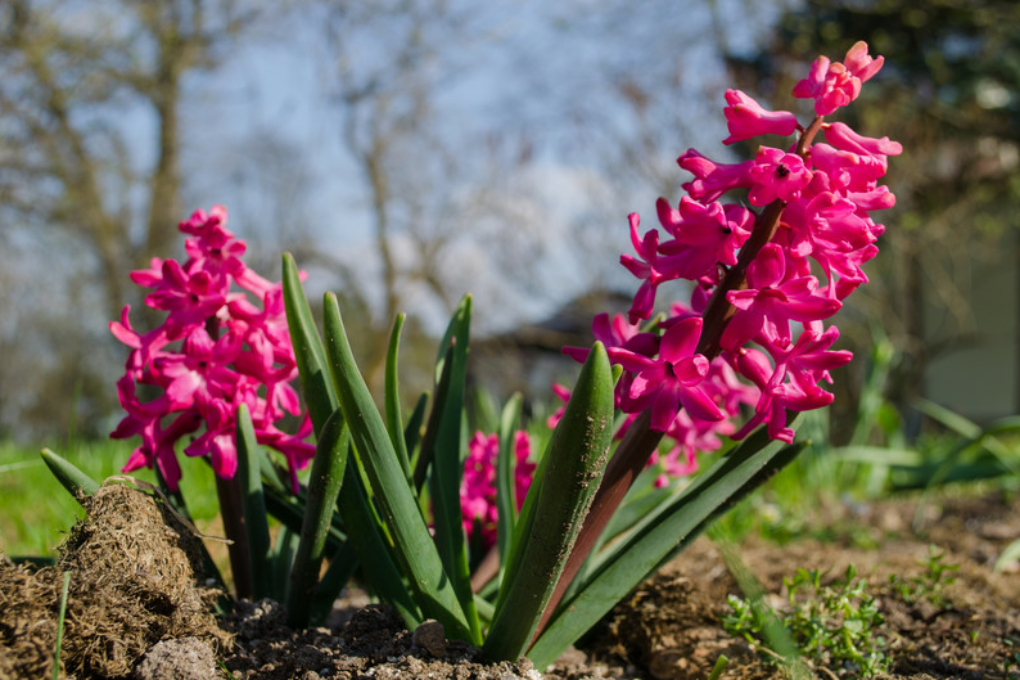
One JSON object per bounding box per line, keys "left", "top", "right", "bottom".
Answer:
{"left": 0, "top": 440, "right": 220, "bottom": 558}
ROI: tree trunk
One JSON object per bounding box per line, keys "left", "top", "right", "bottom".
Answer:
{"left": 144, "top": 42, "right": 183, "bottom": 265}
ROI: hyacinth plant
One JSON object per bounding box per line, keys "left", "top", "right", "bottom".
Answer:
{"left": 41, "top": 40, "right": 899, "bottom": 667}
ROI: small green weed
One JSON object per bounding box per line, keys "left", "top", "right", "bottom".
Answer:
{"left": 889, "top": 545, "right": 958, "bottom": 607}
{"left": 724, "top": 564, "right": 888, "bottom": 678}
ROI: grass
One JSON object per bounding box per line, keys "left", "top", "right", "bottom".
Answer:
{"left": 708, "top": 402, "right": 1020, "bottom": 547}
{"left": 52, "top": 570, "right": 71, "bottom": 680}
{"left": 0, "top": 439, "right": 220, "bottom": 558}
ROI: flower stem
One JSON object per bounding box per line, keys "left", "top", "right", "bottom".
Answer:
{"left": 697, "top": 198, "right": 787, "bottom": 358}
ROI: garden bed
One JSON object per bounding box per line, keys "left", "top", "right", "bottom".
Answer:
{"left": 1, "top": 483, "right": 1017, "bottom": 679}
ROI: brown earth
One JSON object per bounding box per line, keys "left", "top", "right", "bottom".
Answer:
{"left": 585, "top": 489, "right": 1020, "bottom": 680}
{"left": 1, "top": 482, "right": 1018, "bottom": 679}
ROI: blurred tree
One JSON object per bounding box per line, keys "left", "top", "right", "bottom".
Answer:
{"left": 315, "top": 1, "right": 561, "bottom": 387}
{"left": 0, "top": 0, "right": 259, "bottom": 318}
{"left": 0, "top": 0, "right": 262, "bottom": 438}
{"left": 728, "top": 0, "right": 1020, "bottom": 430}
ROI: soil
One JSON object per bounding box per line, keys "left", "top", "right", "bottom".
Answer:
{"left": 1, "top": 482, "right": 1018, "bottom": 680}
{"left": 584, "top": 489, "right": 1020, "bottom": 680}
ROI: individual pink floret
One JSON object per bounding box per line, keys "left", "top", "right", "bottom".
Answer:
{"left": 609, "top": 317, "right": 724, "bottom": 431}
{"left": 677, "top": 149, "right": 755, "bottom": 203}
{"left": 748, "top": 147, "right": 813, "bottom": 206}
{"left": 792, "top": 41, "right": 884, "bottom": 116}
{"left": 721, "top": 244, "right": 841, "bottom": 351}
{"left": 722, "top": 89, "right": 800, "bottom": 145}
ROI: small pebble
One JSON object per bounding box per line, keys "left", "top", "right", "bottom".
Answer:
{"left": 412, "top": 619, "right": 447, "bottom": 657}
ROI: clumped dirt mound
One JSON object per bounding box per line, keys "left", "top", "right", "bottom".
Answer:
{"left": 0, "top": 483, "right": 229, "bottom": 680}
{"left": 0, "top": 558, "right": 63, "bottom": 679}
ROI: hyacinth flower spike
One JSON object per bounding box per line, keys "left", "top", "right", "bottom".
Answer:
{"left": 528, "top": 41, "right": 899, "bottom": 663}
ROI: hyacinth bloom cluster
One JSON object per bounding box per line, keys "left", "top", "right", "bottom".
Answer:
{"left": 110, "top": 206, "right": 313, "bottom": 492}
{"left": 460, "top": 430, "right": 535, "bottom": 547}
{"left": 567, "top": 41, "right": 900, "bottom": 466}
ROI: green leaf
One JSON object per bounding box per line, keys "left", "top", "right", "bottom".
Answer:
{"left": 335, "top": 465, "right": 422, "bottom": 626}
{"left": 236, "top": 404, "right": 274, "bottom": 601}
{"left": 423, "top": 297, "right": 481, "bottom": 642}
{"left": 258, "top": 454, "right": 289, "bottom": 495}
{"left": 600, "top": 471, "right": 678, "bottom": 543}
{"left": 312, "top": 540, "right": 360, "bottom": 624}
{"left": 495, "top": 392, "right": 524, "bottom": 565}
{"left": 262, "top": 484, "right": 346, "bottom": 552}
{"left": 40, "top": 448, "right": 100, "bottom": 505}
{"left": 404, "top": 392, "right": 429, "bottom": 473}
{"left": 282, "top": 255, "right": 419, "bottom": 627}
{"left": 483, "top": 342, "right": 615, "bottom": 662}
{"left": 832, "top": 445, "right": 923, "bottom": 466}
{"left": 472, "top": 389, "right": 501, "bottom": 434}
{"left": 415, "top": 345, "right": 454, "bottom": 493}
{"left": 52, "top": 570, "right": 71, "bottom": 680}
{"left": 287, "top": 408, "right": 350, "bottom": 628}
{"left": 562, "top": 466, "right": 670, "bottom": 604}
{"left": 528, "top": 428, "right": 806, "bottom": 667}
{"left": 994, "top": 538, "right": 1020, "bottom": 573}
{"left": 385, "top": 313, "right": 414, "bottom": 486}
{"left": 322, "top": 292, "right": 471, "bottom": 641}
{"left": 282, "top": 253, "right": 338, "bottom": 437}
{"left": 270, "top": 524, "right": 300, "bottom": 601}
{"left": 912, "top": 398, "right": 981, "bottom": 439}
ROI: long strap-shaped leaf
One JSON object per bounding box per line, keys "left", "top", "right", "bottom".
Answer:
{"left": 262, "top": 484, "right": 346, "bottom": 550}
{"left": 287, "top": 408, "right": 350, "bottom": 628}
{"left": 482, "top": 342, "right": 615, "bottom": 662}
{"left": 282, "top": 253, "right": 420, "bottom": 626}
{"left": 527, "top": 428, "right": 806, "bottom": 667}
{"left": 282, "top": 253, "right": 338, "bottom": 437}
{"left": 385, "top": 313, "right": 414, "bottom": 485}
{"left": 236, "top": 404, "right": 274, "bottom": 601}
{"left": 335, "top": 464, "right": 422, "bottom": 624}
{"left": 322, "top": 292, "right": 472, "bottom": 641}
{"left": 311, "top": 540, "right": 360, "bottom": 624}
{"left": 495, "top": 392, "right": 524, "bottom": 566}
{"left": 424, "top": 296, "right": 480, "bottom": 642}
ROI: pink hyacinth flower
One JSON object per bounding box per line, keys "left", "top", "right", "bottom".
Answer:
{"left": 824, "top": 122, "right": 903, "bottom": 161}
{"left": 460, "top": 431, "right": 535, "bottom": 548}
{"left": 677, "top": 149, "right": 755, "bottom": 203}
{"left": 609, "top": 316, "right": 724, "bottom": 431}
{"left": 722, "top": 244, "right": 841, "bottom": 351}
{"left": 769, "top": 325, "right": 853, "bottom": 389}
{"left": 620, "top": 213, "right": 669, "bottom": 322}
{"left": 111, "top": 205, "right": 313, "bottom": 492}
{"left": 722, "top": 89, "right": 800, "bottom": 145}
{"left": 737, "top": 369, "right": 837, "bottom": 444}
{"left": 656, "top": 197, "right": 751, "bottom": 279}
{"left": 792, "top": 41, "right": 884, "bottom": 116}
{"left": 748, "top": 147, "right": 813, "bottom": 206}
